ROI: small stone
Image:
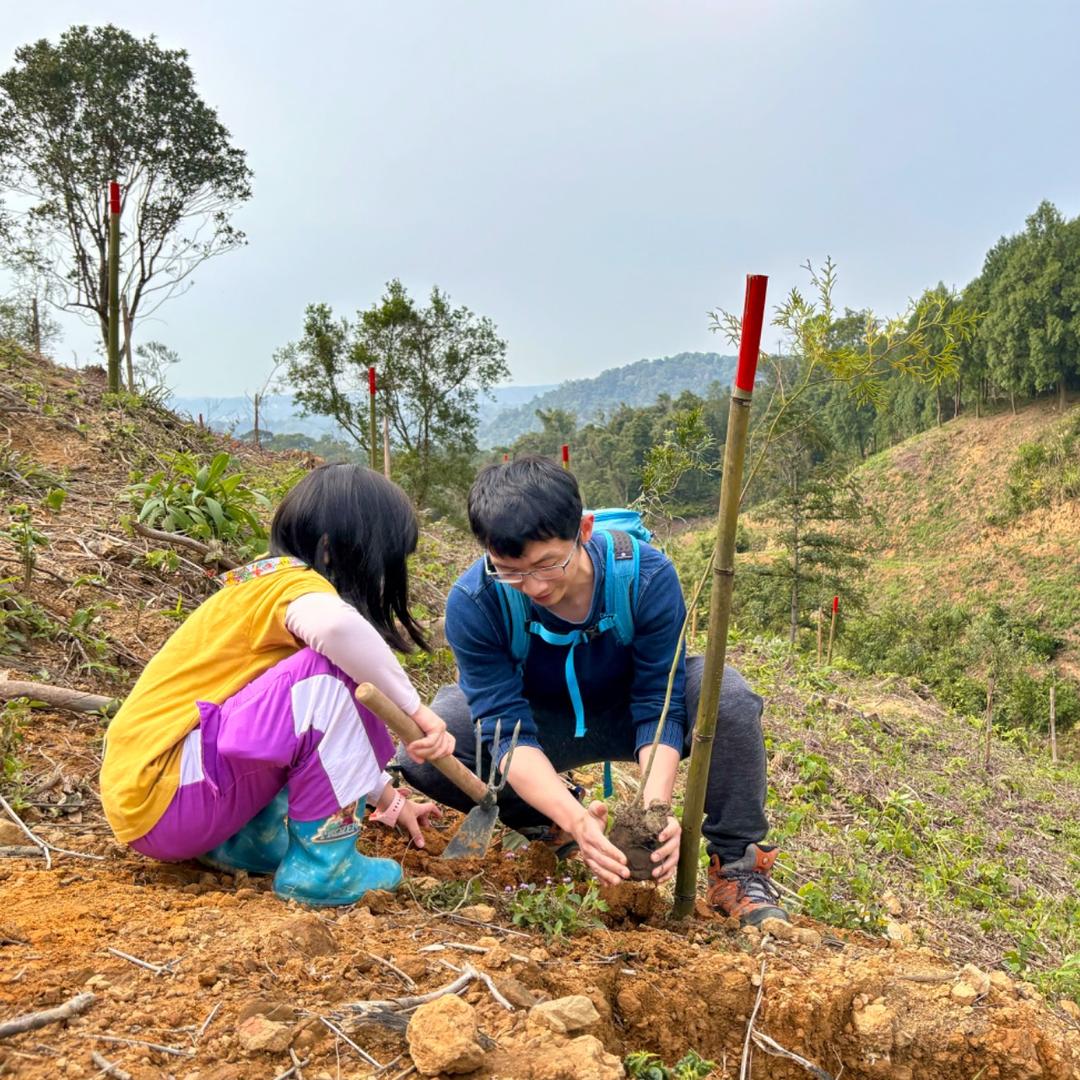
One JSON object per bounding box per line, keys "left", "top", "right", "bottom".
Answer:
{"left": 406, "top": 994, "right": 485, "bottom": 1076}
{"left": 197, "top": 970, "right": 217, "bottom": 987}
{"left": 280, "top": 914, "right": 337, "bottom": 956}
{"left": 458, "top": 903, "right": 497, "bottom": 923}
{"left": 529, "top": 946, "right": 550, "bottom": 963}
{"left": 530, "top": 994, "right": 601, "bottom": 1034}
{"left": 760, "top": 918, "right": 821, "bottom": 947}
{"left": 989, "top": 971, "right": 1013, "bottom": 993}
{"left": 237, "top": 1014, "right": 293, "bottom": 1054}
{"left": 950, "top": 981, "right": 979, "bottom": 1005}
{"left": 1060, "top": 998, "right": 1080, "bottom": 1021}
{"left": 484, "top": 945, "right": 511, "bottom": 969}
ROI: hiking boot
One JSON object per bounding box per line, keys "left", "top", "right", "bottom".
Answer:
{"left": 273, "top": 800, "right": 402, "bottom": 906}
{"left": 706, "top": 843, "right": 789, "bottom": 926}
{"left": 199, "top": 787, "right": 289, "bottom": 875}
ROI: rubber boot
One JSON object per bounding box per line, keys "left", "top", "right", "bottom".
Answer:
{"left": 199, "top": 787, "right": 289, "bottom": 875}
{"left": 273, "top": 799, "right": 402, "bottom": 907}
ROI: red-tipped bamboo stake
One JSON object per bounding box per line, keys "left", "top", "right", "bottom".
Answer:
{"left": 561, "top": 444, "right": 570, "bottom": 470}
{"left": 673, "top": 274, "right": 767, "bottom": 919}
{"left": 368, "top": 367, "right": 378, "bottom": 471}
{"left": 107, "top": 182, "right": 121, "bottom": 392}
{"left": 826, "top": 595, "right": 839, "bottom": 664}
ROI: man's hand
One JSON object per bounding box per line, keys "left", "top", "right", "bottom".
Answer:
{"left": 650, "top": 815, "right": 681, "bottom": 883}
{"left": 571, "top": 800, "right": 631, "bottom": 886}
{"left": 404, "top": 703, "right": 455, "bottom": 763}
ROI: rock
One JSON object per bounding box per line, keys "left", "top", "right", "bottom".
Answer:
{"left": 881, "top": 890, "right": 903, "bottom": 916}
{"left": 359, "top": 889, "right": 396, "bottom": 914}
{"left": 851, "top": 998, "right": 895, "bottom": 1052}
{"left": 406, "top": 994, "right": 486, "bottom": 1076}
{"left": 1060, "top": 998, "right": 1080, "bottom": 1021}
{"left": 237, "top": 999, "right": 298, "bottom": 1024}
{"left": 760, "top": 917, "right": 821, "bottom": 947}
{"left": 959, "top": 963, "right": 990, "bottom": 996}
{"left": 458, "top": 903, "right": 497, "bottom": 923}
{"left": 280, "top": 914, "right": 337, "bottom": 956}
{"left": 531, "top": 1034, "right": 625, "bottom": 1079}
{"left": 886, "top": 920, "right": 914, "bottom": 944}
{"left": 484, "top": 944, "right": 511, "bottom": 969}
{"left": 0, "top": 821, "right": 26, "bottom": 845}
{"left": 990, "top": 971, "right": 1013, "bottom": 994}
{"left": 530, "top": 995, "right": 601, "bottom": 1034}
{"left": 237, "top": 1014, "right": 293, "bottom": 1054}
{"left": 493, "top": 975, "right": 540, "bottom": 1008}
{"left": 951, "top": 981, "right": 979, "bottom": 1005}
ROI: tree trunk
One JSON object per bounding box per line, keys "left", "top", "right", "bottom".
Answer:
{"left": 936, "top": 387, "right": 943, "bottom": 426}
{"left": 122, "top": 295, "right": 135, "bottom": 392}
{"left": 1009, "top": 389, "right": 1016, "bottom": 415}
{"left": 1059, "top": 379, "right": 1068, "bottom": 412}
{"left": 30, "top": 298, "right": 41, "bottom": 355}
{"left": 954, "top": 381, "right": 962, "bottom": 418}
{"left": 789, "top": 475, "right": 800, "bottom": 646}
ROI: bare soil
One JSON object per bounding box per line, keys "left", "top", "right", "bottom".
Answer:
{"left": 608, "top": 800, "right": 669, "bottom": 881}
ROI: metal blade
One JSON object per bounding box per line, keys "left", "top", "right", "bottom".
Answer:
{"left": 441, "top": 804, "right": 500, "bottom": 860}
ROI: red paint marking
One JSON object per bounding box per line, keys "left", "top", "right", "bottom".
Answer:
{"left": 561, "top": 444, "right": 569, "bottom": 464}
{"left": 734, "top": 274, "right": 768, "bottom": 393}
{"left": 109, "top": 181, "right": 120, "bottom": 215}
{"left": 368, "top": 367, "right": 376, "bottom": 395}
{"left": 833, "top": 595, "right": 839, "bottom": 614}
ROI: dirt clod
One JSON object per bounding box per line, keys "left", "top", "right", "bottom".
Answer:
{"left": 608, "top": 800, "right": 669, "bottom": 881}
{"left": 237, "top": 1014, "right": 293, "bottom": 1054}
{"left": 530, "top": 994, "right": 601, "bottom": 1034}
{"left": 280, "top": 914, "right": 337, "bottom": 956}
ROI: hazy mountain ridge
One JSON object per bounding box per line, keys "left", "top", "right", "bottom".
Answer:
{"left": 476, "top": 351, "right": 738, "bottom": 447}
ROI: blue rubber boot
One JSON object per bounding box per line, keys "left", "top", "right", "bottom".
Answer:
{"left": 273, "top": 800, "right": 402, "bottom": 907}
{"left": 199, "top": 787, "right": 289, "bottom": 875}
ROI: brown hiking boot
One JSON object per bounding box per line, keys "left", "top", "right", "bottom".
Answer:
{"left": 707, "top": 843, "right": 789, "bottom": 926}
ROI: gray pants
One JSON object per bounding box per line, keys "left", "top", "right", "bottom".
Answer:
{"left": 397, "top": 657, "right": 769, "bottom": 863}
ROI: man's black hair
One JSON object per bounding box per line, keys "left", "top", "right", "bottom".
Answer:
{"left": 468, "top": 455, "right": 582, "bottom": 558}
{"left": 269, "top": 463, "right": 427, "bottom": 652}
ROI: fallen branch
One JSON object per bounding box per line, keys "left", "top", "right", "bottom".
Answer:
{"left": 338, "top": 967, "right": 478, "bottom": 1023}
{"left": 739, "top": 959, "right": 767, "bottom": 1080}
{"left": 84, "top": 1033, "right": 193, "bottom": 1058}
{"left": 318, "top": 1016, "right": 383, "bottom": 1069}
{"left": 90, "top": 1050, "right": 133, "bottom": 1080}
{"left": 367, "top": 952, "right": 417, "bottom": 991}
{"left": 131, "top": 522, "right": 239, "bottom": 569}
{"left": 105, "top": 947, "right": 176, "bottom": 976}
{"left": 0, "top": 679, "right": 118, "bottom": 716}
{"left": 0, "top": 845, "right": 43, "bottom": 859}
{"left": 0, "top": 991, "right": 95, "bottom": 1040}
{"left": 0, "top": 793, "right": 106, "bottom": 867}
{"left": 272, "top": 1055, "right": 310, "bottom": 1080}
{"left": 751, "top": 1030, "right": 835, "bottom": 1079}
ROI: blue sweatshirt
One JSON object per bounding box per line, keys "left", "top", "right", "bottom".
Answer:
{"left": 444, "top": 534, "right": 688, "bottom": 764}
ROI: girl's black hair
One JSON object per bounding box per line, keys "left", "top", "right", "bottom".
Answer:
{"left": 269, "top": 463, "right": 428, "bottom": 653}
{"left": 468, "top": 455, "right": 582, "bottom": 557}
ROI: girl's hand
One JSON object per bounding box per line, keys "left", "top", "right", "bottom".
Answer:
{"left": 396, "top": 799, "right": 443, "bottom": 848}
{"left": 406, "top": 703, "right": 455, "bottom": 763}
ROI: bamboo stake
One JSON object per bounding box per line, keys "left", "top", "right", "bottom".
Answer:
{"left": 983, "top": 677, "right": 995, "bottom": 770}
{"left": 816, "top": 607, "right": 824, "bottom": 665}
{"left": 368, "top": 366, "right": 378, "bottom": 471}
{"left": 1049, "top": 684, "right": 1058, "bottom": 765}
{"left": 673, "top": 274, "right": 767, "bottom": 919}
{"left": 107, "top": 182, "right": 121, "bottom": 393}
{"left": 825, "top": 595, "right": 838, "bottom": 664}
{"left": 383, "top": 415, "right": 392, "bottom": 479}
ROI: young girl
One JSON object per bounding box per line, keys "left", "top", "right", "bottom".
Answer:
{"left": 101, "top": 464, "right": 452, "bottom": 906}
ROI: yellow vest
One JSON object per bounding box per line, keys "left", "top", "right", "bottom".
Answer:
{"left": 101, "top": 558, "right": 337, "bottom": 842}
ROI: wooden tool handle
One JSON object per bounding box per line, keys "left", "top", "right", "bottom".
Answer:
{"left": 354, "top": 683, "right": 489, "bottom": 805}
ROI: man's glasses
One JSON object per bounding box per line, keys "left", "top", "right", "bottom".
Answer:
{"left": 484, "top": 537, "right": 579, "bottom": 585}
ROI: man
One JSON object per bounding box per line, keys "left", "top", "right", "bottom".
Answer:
{"left": 399, "top": 456, "right": 787, "bottom": 924}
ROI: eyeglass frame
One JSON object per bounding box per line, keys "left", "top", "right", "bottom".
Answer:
{"left": 483, "top": 533, "right": 580, "bottom": 585}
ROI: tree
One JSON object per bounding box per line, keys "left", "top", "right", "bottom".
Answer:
{"left": 133, "top": 340, "right": 180, "bottom": 394}
{"left": 0, "top": 25, "right": 252, "bottom": 363}
{"left": 982, "top": 202, "right": 1080, "bottom": 411}
{"left": 287, "top": 280, "right": 509, "bottom": 507}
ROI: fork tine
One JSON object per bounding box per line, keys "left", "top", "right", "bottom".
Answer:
{"left": 488, "top": 719, "right": 502, "bottom": 787}
{"left": 474, "top": 719, "right": 484, "bottom": 781}
{"left": 491, "top": 721, "right": 522, "bottom": 792}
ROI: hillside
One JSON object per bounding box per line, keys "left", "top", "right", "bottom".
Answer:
{"left": 0, "top": 348, "right": 1078, "bottom": 1078}
{"left": 855, "top": 399, "right": 1080, "bottom": 675}
{"left": 476, "top": 352, "right": 737, "bottom": 447}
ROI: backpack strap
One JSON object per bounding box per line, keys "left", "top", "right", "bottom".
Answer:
{"left": 601, "top": 529, "right": 640, "bottom": 647}
{"left": 494, "top": 580, "right": 531, "bottom": 671}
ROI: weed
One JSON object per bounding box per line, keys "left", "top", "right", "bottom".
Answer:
{"left": 625, "top": 1049, "right": 717, "bottom": 1080}
{"left": 413, "top": 877, "right": 482, "bottom": 913}
{"left": 505, "top": 878, "right": 608, "bottom": 938}
{"left": 0, "top": 699, "right": 27, "bottom": 799}
{"left": 0, "top": 504, "right": 49, "bottom": 587}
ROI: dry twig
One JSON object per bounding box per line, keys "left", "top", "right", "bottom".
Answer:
{"left": 90, "top": 1050, "right": 133, "bottom": 1080}
{"left": 0, "top": 991, "right": 95, "bottom": 1039}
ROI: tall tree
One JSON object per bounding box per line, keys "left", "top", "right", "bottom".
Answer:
{"left": 0, "top": 25, "right": 252, "bottom": 361}
{"left": 288, "top": 280, "right": 509, "bottom": 507}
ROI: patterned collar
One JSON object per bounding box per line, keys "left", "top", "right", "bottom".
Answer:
{"left": 217, "top": 556, "right": 309, "bottom": 587}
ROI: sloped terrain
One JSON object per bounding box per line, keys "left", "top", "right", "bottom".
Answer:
{"left": 0, "top": 348, "right": 1078, "bottom": 1078}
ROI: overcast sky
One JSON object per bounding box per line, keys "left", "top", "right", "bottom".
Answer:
{"left": 4, "top": 1, "right": 1080, "bottom": 395}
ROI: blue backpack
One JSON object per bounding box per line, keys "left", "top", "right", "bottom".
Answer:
{"left": 492, "top": 510, "right": 653, "bottom": 798}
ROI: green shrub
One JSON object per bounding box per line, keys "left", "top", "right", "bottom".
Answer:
{"left": 127, "top": 451, "right": 270, "bottom": 559}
